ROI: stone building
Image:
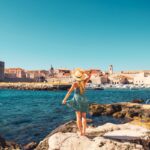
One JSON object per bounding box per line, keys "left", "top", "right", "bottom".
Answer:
{"left": 0, "top": 61, "right": 5, "bottom": 81}
{"left": 134, "top": 72, "right": 150, "bottom": 85}
{"left": 26, "top": 70, "right": 40, "bottom": 79}
{"left": 55, "top": 69, "right": 71, "bottom": 78}
{"left": 109, "top": 74, "right": 132, "bottom": 84}
{"left": 90, "top": 69, "right": 103, "bottom": 76}
{"left": 46, "top": 68, "right": 72, "bottom": 84}
{"left": 5, "top": 68, "right": 26, "bottom": 78}
{"left": 89, "top": 69, "right": 105, "bottom": 84}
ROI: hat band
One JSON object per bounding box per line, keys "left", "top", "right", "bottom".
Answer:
{"left": 75, "top": 75, "right": 82, "bottom": 78}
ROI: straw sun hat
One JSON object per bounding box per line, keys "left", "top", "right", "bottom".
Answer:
{"left": 72, "top": 68, "right": 88, "bottom": 81}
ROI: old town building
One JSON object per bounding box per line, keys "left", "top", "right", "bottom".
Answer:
{"left": 5, "top": 68, "right": 26, "bottom": 78}
{"left": 0, "top": 61, "right": 5, "bottom": 81}
{"left": 134, "top": 72, "right": 150, "bottom": 85}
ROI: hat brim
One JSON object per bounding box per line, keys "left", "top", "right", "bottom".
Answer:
{"left": 72, "top": 73, "right": 88, "bottom": 81}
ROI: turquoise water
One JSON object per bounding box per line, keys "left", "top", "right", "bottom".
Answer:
{"left": 0, "top": 89, "right": 150, "bottom": 144}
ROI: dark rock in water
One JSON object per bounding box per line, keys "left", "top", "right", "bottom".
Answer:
{"left": 0, "top": 135, "right": 6, "bottom": 148}
{"left": 89, "top": 102, "right": 150, "bottom": 122}
{"left": 104, "top": 104, "right": 122, "bottom": 116}
{"left": 0, "top": 135, "right": 21, "bottom": 150}
{"left": 23, "top": 141, "right": 37, "bottom": 150}
{"left": 126, "top": 109, "right": 140, "bottom": 118}
{"left": 131, "top": 99, "right": 144, "bottom": 103}
{"left": 113, "top": 111, "right": 125, "bottom": 118}
{"left": 89, "top": 104, "right": 105, "bottom": 116}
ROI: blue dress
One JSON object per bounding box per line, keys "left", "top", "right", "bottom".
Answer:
{"left": 66, "top": 88, "right": 89, "bottom": 113}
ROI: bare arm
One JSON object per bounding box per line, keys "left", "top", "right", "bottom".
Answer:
{"left": 62, "top": 83, "right": 76, "bottom": 104}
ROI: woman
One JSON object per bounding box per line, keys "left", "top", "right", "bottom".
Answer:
{"left": 62, "top": 68, "right": 92, "bottom": 136}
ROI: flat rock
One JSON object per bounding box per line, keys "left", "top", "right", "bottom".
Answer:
{"left": 104, "top": 129, "right": 147, "bottom": 140}
{"left": 48, "top": 132, "right": 144, "bottom": 150}
{"left": 37, "top": 122, "right": 150, "bottom": 150}
{"left": 48, "top": 132, "right": 92, "bottom": 150}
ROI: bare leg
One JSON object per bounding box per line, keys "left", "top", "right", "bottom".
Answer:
{"left": 76, "top": 111, "right": 83, "bottom": 135}
{"left": 81, "top": 112, "right": 87, "bottom": 135}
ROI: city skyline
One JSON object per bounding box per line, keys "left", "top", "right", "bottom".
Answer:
{"left": 2, "top": 62, "right": 150, "bottom": 73}
{"left": 0, "top": 0, "right": 150, "bottom": 71}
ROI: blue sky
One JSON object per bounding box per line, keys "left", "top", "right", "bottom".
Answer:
{"left": 0, "top": 0, "right": 150, "bottom": 71}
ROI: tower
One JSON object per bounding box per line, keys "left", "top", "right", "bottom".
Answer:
{"left": 49, "top": 65, "right": 54, "bottom": 76}
{"left": 109, "top": 65, "right": 113, "bottom": 75}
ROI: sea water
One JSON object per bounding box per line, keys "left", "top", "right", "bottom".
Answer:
{"left": 0, "top": 89, "right": 150, "bottom": 144}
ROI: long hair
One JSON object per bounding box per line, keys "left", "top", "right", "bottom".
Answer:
{"left": 78, "top": 81, "right": 85, "bottom": 94}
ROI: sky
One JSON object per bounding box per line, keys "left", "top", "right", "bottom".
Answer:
{"left": 0, "top": 0, "right": 150, "bottom": 71}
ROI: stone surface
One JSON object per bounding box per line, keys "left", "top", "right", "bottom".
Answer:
{"left": 23, "top": 141, "right": 38, "bottom": 150}
{"left": 0, "top": 82, "right": 71, "bottom": 91}
{"left": 0, "top": 135, "right": 21, "bottom": 150}
{"left": 36, "top": 122, "right": 150, "bottom": 150}
{"left": 36, "top": 102, "right": 150, "bottom": 150}
{"left": 36, "top": 121, "right": 77, "bottom": 150}
{"left": 89, "top": 102, "right": 150, "bottom": 122}
{"left": 131, "top": 99, "right": 144, "bottom": 103}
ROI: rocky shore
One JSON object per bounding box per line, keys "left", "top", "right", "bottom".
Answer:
{"left": 0, "top": 82, "right": 71, "bottom": 91}
{"left": 35, "top": 102, "right": 150, "bottom": 150}
{"left": 1, "top": 102, "right": 149, "bottom": 150}
{"left": 0, "top": 135, "right": 21, "bottom": 150}
{"left": 89, "top": 102, "right": 150, "bottom": 128}
{"left": 36, "top": 121, "right": 150, "bottom": 150}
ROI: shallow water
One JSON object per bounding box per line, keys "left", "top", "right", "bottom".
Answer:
{"left": 0, "top": 89, "right": 150, "bottom": 144}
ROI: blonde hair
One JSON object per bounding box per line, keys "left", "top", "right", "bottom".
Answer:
{"left": 77, "top": 81, "right": 85, "bottom": 94}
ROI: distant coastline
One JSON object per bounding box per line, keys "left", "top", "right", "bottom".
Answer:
{"left": 1, "top": 82, "right": 150, "bottom": 91}
{"left": 0, "top": 82, "right": 71, "bottom": 91}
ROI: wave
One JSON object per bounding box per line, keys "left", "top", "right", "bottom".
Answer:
{"left": 145, "top": 99, "right": 150, "bottom": 104}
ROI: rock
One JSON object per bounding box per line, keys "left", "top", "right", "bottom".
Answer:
{"left": 104, "top": 104, "right": 122, "bottom": 115}
{"left": 131, "top": 99, "right": 144, "bottom": 103}
{"left": 48, "top": 132, "right": 92, "bottom": 150}
{"left": 23, "top": 141, "right": 37, "bottom": 150}
{"left": 113, "top": 111, "right": 125, "bottom": 118}
{"left": 48, "top": 132, "right": 145, "bottom": 150}
{"left": 125, "top": 109, "right": 140, "bottom": 118}
{"left": 104, "top": 125, "right": 150, "bottom": 150}
{"left": 0, "top": 82, "right": 71, "bottom": 91}
{"left": 36, "top": 121, "right": 149, "bottom": 150}
{"left": 0, "top": 135, "right": 21, "bottom": 150}
{"left": 90, "top": 102, "right": 150, "bottom": 122}
{"left": 104, "top": 129, "right": 147, "bottom": 141}
{"left": 141, "top": 110, "right": 150, "bottom": 120}
{"left": 36, "top": 121, "right": 77, "bottom": 150}
{"left": 0, "top": 135, "right": 6, "bottom": 148}
{"left": 130, "top": 118, "right": 150, "bottom": 129}
{"left": 36, "top": 103, "right": 150, "bottom": 150}
{"left": 86, "top": 123, "right": 120, "bottom": 138}
{"left": 89, "top": 104, "right": 105, "bottom": 116}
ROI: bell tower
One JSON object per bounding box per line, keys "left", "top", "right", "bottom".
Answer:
{"left": 109, "top": 65, "right": 113, "bottom": 75}
{"left": 49, "top": 65, "right": 54, "bottom": 77}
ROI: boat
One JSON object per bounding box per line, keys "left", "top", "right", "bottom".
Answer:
{"left": 86, "top": 83, "right": 104, "bottom": 90}
{"left": 91, "top": 84, "right": 104, "bottom": 90}
{"left": 129, "top": 85, "right": 139, "bottom": 90}
{"left": 93, "top": 87, "right": 104, "bottom": 90}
